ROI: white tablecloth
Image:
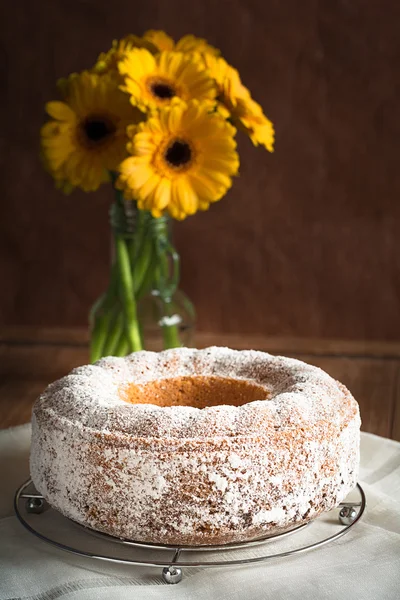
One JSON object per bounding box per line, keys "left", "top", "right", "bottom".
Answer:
{"left": 1, "top": 424, "right": 399, "bottom": 600}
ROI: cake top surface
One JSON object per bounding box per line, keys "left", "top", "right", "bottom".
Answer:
{"left": 33, "top": 347, "right": 358, "bottom": 440}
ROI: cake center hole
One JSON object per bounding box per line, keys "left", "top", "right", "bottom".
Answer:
{"left": 119, "top": 376, "right": 268, "bottom": 409}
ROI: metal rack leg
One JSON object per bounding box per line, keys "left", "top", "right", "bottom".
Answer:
{"left": 23, "top": 492, "right": 48, "bottom": 514}
{"left": 339, "top": 505, "right": 358, "bottom": 526}
{"left": 162, "top": 549, "right": 183, "bottom": 584}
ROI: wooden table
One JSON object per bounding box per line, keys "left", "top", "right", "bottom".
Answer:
{"left": 1, "top": 327, "right": 399, "bottom": 440}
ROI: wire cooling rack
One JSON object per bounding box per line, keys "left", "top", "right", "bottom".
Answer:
{"left": 15, "top": 479, "right": 366, "bottom": 584}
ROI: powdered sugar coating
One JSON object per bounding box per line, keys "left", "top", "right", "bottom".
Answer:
{"left": 30, "top": 347, "right": 361, "bottom": 545}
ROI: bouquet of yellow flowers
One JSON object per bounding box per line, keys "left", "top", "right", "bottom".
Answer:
{"left": 41, "top": 30, "right": 274, "bottom": 361}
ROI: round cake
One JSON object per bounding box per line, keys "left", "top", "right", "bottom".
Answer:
{"left": 30, "top": 347, "right": 361, "bottom": 545}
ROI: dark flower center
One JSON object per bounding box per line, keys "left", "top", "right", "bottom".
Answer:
{"left": 151, "top": 82, "right": 175, "bottom": 99}
{"left": 83, "top": 116, "right": 116, "bottom": 144}
{"left": 165, "top": 140, "right": 192, "bottom": 167}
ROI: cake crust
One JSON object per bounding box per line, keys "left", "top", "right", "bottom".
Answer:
{"left": 30, "top": 347, "right": 361, "bottom": 545}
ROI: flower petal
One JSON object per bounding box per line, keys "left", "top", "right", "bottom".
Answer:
{"left": 46, "top": 102, "right": 76, "bottom": 122}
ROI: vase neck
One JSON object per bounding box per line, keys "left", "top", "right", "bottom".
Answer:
{"left": 110, "top": 198, "right": 169, "bottom": 240}
{"left": 109, "top": 198, "right": 140, "bottom": 238}
{"left": 109, "top": 186, "right": 178, "bottom": 301}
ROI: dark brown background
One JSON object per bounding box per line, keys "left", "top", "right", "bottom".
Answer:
{"left": 1, "top": 1, "right": 400, "bottom": 439}
{"left": 1, "top": 0, "right": 400, "bottom": 339}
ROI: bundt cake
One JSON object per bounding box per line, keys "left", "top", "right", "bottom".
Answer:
{"left": 30, "top": 347, "right": 360, "bottom": 545}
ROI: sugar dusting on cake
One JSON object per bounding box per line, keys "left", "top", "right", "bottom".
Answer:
{"left": 30, "top": 347, "right": 360, "bottom": 545}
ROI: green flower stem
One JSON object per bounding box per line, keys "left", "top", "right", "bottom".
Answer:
{"left": 89, "top": 262, "right": 121, "bottom": 362}
{"left": 132, "top": 235, "right": 154, "bottom": 297}
{"left": 114, "top": 333, "right": 130, "bottom": 357}
{"left": 135, "top": 239, "right": 156, "bottom": 299}
{"left": 102, "top": 310, "right": 124, "bottom": 357}
{"left": 90, "top": 312, "right": 111, "bottom": 362}
{"left": 91, "top": 214, "right": 155, "bottom": 360}
{"left": 161, "top": 308, "right": 182, "bottom": 348}
{"left": 129, "top": 209, "right": 147, "bottom": 262}
{"left": 115, "top": 234, "right": 143, "bottom": 352}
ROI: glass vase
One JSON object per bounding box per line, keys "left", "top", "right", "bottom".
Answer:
{"left": 89, "top": 188, "right": 195, "bottom": 362}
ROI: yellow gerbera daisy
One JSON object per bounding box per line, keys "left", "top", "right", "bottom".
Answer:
{"left": 40, "top": 149, "right": 75, "bottom": 194}
{"left": 175, "top": 34, "right": 220, "bottom": 56}
{"left": 235, "top": 96, "right": 275, "bottom": 152}
{"left": 204, "top": 55, "right": 244, "bottom": 105}
{"left": 204, "top": 54, "right": 275, "bottom": 152}
{"left": 93, "top": 35, "right": 158, "bottom": 76}
{"left": 41, "top": 71, "right": 144, "bottom": 192}
{"left": 118, "top": 49, "right": 217, "bottom": 112}
{"left": 142, "top": 30, "right": 220, "bottom": 57}
{"left": 142, "top": 30, "right": 175, "bottom": 52}
{"left": 117, "top": 99, "right": 239, "bottom": 220}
